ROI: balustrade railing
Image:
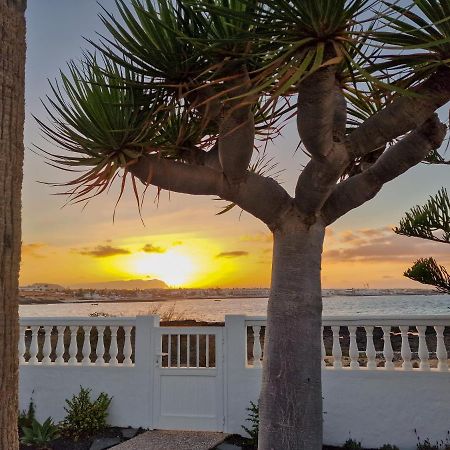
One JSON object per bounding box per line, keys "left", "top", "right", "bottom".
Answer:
{"left": 18, "top": 317, "right": 136, "bottom": 366}
{"left": 246, "top": 316, "right": 450, "bottom": 371}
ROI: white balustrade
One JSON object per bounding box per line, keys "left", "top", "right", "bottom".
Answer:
{"left": 243, "top": 316, "right": 450, "bottom": 372}
{"left": 29, "top": 326, "right": 39, "bottom": 364}
{"left": 109, "top": 326, "right": 119, "bottom": 366}
{"left": 417, "top": 326, "right": 430, "bottom": 371}
{"left": 16, "top": 315, "right": 450, "bottom": 373}
{"left": 18, "top": 318, "right": 136, "bottom": 367}
{"left": 18, "top": 326, "right": 26, "bottom": 364}
{"left": 348, "top": 326, "right": 359, "bottom": 369}
{"left": 382, "top": 326, "right": 394, "bottom": 370}
{"left": 82, "top": 326, "right": 92, "bottom": 365}
{"left": 123, "top": 326, "right": 133, "bottom": 366}
{"left": 435, "top": 325, "right": 448, "bottom": 371}
{"left": 331, "top": 326, "right": 342, "bottom": 369}
{"left": 365, "top": 326, "right": 376, "bottom": 370}
{"left": 42, "top": 326, "right": 52, "bottom": 364}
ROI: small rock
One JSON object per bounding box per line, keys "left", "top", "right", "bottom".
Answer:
{"left": 90, "top": 437, "right": 122, "bottom": 450}
{"left": 215, "top": 443, "right": 243, "bottom": 450}
{"left": 120, "top": 427, "right": 139, "bottom": 439}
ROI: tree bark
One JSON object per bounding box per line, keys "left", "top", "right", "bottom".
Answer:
{"left": 259, "top": 215, "right": 325, "bottom": 450}
{"left": 0, "top": 0, "right": 26, "bottom": 448}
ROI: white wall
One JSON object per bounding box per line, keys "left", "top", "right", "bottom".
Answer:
{"left": 19, "top": 314, "right": 450, "bottom": 450}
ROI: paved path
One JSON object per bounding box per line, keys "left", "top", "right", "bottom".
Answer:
{"left": 111, "top": 430, "right": 228, "bottom": 450}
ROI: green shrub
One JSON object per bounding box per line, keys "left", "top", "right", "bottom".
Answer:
{"left": 242, "top": 401, "right": 259, "bottom": 446}
{"left": 380, "top": 445, "right": 399, "bottom": 450}
{"left": 343, "top": 439, "right": 362, "bottom": 449}
{"left": 21, "top": 417, "right": 59, "bottom": 448}
{"left": 18, "top": 398, "right": 36, "bottom": 430}
{"left": 60, "top": 386, "right": 112, "bottom": 439}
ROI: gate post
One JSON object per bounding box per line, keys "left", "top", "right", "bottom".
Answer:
{"left": 224, "top": 315, "right": 248, "bottom": 433}
{"left": 135, "top": 315, "right": 160, "bottom": 429}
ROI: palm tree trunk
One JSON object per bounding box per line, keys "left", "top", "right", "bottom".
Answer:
{"left": 0, "top": 1, "right": 26, "bottom": 448}
{"left": 259, "top": 216, "right": 325, "bottom": 450}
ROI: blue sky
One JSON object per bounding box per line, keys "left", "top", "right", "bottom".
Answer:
{"left": 21, "top": 1, "right": 450, "bottom": 288}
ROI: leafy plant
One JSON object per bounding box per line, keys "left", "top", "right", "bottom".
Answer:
{"left": 380, "top": 445, "right": 399, "bottom": 450}
{"left": 18, "top": 397, "right": 36, "bottom": 430}
{"left": 60, "top": 386, "right": 112, "bottom": 439}
{"left": 343, "top": 439, "right": 362, "bottom": 449}
{"left": 242, "top": 401, "right": 259, "bottom": 446}
{"left": 21, "top": 417, "right": 59, "bottom": 448}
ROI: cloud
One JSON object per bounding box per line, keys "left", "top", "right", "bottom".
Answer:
{"left": 216, "top": 251, "right": 249, "bottom": 259}
{"left": 78, "top": 245, "right": 131, "bottom": 258}
{"left": 324, "top": 227, "right": 450, "bottom": 263}
{"left": 142, "top": 244, "right": 166, "bottom": 253}
{"left": 22, "top": 243, "right": 47, "bottom": 258}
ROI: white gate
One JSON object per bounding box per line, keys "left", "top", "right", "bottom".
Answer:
{"left": 152, "top": 326, "right": 225, "bottom": 431}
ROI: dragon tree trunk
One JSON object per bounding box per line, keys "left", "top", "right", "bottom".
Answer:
{"left": 259, "top": 215, "right": 325, "bottom": 450}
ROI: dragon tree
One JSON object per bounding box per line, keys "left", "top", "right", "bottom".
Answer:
{"left": 38, "top": 1, "right": 450, "bottom": 448}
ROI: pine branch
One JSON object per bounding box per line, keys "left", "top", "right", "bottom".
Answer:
{"left": 394, "top": 188, "right": 450, "bottom": 243}
{"left": 404, "top": 257, "right": 450, "bottom": 294}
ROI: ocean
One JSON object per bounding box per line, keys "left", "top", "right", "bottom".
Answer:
{"left": 19, "top": 294, "right": 450, "bottom": 322}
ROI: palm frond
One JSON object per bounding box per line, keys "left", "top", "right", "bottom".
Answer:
{"left": 404, "top": 257, "right": 450, "bottom": 293}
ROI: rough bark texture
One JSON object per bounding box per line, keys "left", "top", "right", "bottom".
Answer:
{"left": 259, "top": 215, "right": 325, "bottom": 450}
{"left": 0, "top": 0, "right": 26, "bottom": 448}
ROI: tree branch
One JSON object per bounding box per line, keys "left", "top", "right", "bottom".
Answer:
{"left": 349, "top": 67, "right": 450, "bottom": 157}
{"left": 322, "top": 115, "right": 447, "bottom": 225}
{"left": 294, "top": 87, "right": 349, "bottom": 218}
{"left": 297, "top": 67, "right": 336, "bottom": 157}
{"left": 129, "top": 154, "right": 222, "bottom": 196}
{"left": 130, "top": 154, "right": 292, "bottom": 229}
{"left": 218, "top": 70, "right": 255, "bottom": 184}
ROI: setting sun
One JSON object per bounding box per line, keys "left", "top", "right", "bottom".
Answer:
{"left": 130, "top": 250, "right": 196, "bottom": 287}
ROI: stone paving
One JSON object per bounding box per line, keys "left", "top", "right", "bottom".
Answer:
{"left": 111, "top": 430, "right": 229, "bottom": 450}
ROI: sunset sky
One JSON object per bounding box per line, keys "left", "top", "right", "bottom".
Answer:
{"left": 21, "top": 0, "right": 450, "bottom": 289}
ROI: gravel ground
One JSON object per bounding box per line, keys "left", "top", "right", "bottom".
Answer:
{"left": 111, "top": 430, "right": 228, "bottom": 450}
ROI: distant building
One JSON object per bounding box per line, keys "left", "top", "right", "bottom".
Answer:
{"left": 20, "top": 283, "right": 65, "bottom": 292}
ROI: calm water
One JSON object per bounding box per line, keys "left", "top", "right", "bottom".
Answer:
{"left": 19, "top": 294, "right": 450, "bottom": 322}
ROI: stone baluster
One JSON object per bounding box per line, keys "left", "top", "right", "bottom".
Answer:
{"left": 348, "top": 326, "right": 359, "bottom": 369}
{"left": 68, "top": 326, "right": 78, "bottom": 365}
{"left": 400, "top": 325, "right": 412, "bottom": 370}
{"left": 187, "top": 334, "right": 191, "bottom": 368}
{"left": 109, "top": 326, "right": 119, "bottom": 366}
{"left": 96, "top": 326, "right": 105, "bottom": 366}
{"left": 321, "top": 326, "right": 326, "bottom": 368}
{"left": 123, "top": 326, "right": 133, "bottom": 366}
{"left": 331, "top": 326, "right": 342, "bottom": 369}
{"left": 42, "top": 326, "right": 53, "bottom": 365}
{"left": 382, "top": 326, "right": 394, "bottom": 370}
{"left": 55, "top": 326, "right": 66, "bottom": 365}
{"left": 253, "top": 326, "right": 262, "bottom": 368}
{"left": 365, "top": 326, "right": 376, "bottom": 370}
{"left": 417, "top": 326, "right": 430, "bottom": 371}
{"left": 18, "top": 326, "right": 26, "bottom": 364}
{"left": 82, "top": 326, "right": 92, "bottom": 366}
{"left": 29, "top": 326, "right": 40, "bottom": 365}
{"left": 177, "top": 334, "right": 181, "bottom": 368}
{"left": 435, "top": 326, "right": 448, "bottom": 372}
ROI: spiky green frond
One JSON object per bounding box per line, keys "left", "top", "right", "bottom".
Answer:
{"left": 36, "top": 55, "right": 208, "bottom": 205}
{"left": 394, "top": 188, "right": 450, "bottom": 243}
{"left": 404, "top": 257, "right": 450, "bottom": 293}
{"left": 373, "top": 0, "right": 450, "bottom": 86}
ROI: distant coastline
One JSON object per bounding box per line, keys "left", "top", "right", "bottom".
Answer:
{"left": 19, "top": 287, "right": 440, "bottom": 306}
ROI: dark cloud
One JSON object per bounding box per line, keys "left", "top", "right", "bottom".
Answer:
{"left": 142, "top": 244, "right": 166, "bottom": 253}
{"left": 79, "top": 245, "right": 131, "bottom": 258}
{"left": 216, "top": 251, "right": 249, "bottom": 258}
